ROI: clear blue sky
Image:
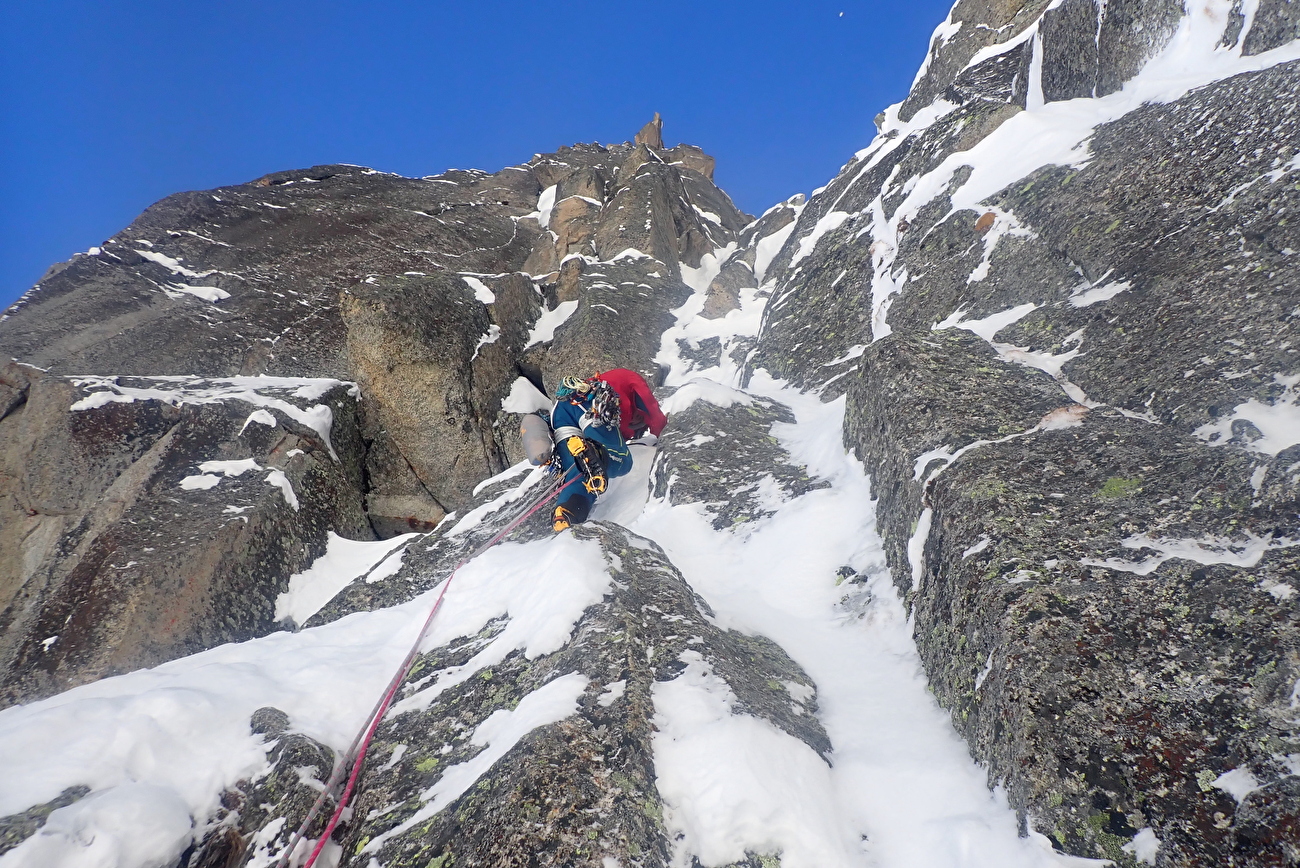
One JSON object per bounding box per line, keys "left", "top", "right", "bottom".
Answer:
{"left": 1, "top": 0, "right": 954, "bottom": 310}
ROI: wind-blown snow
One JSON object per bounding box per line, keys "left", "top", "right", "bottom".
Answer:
{"left": 680, "top": 244, "right": 735, "bottom": 293}
{"left": 1069, "top": 279, "right": 1131, "bottom": 308}
{"left": 166, "top": 283, "right": 230, "bottom": 303}
{"left": 633, "top": 370, "right": 1077, "bottom": 868}
{"left": 788, "top": 211, "right": 850, "bottom": 271}
{"left": 1081, "top": 531, "right": 1298, "bottom": 575}
{"left": 461, "top": 275, "right": 496, "bottom": 304}
{"left": 536, "top": 185, "right": 558, "bottom": 228}
{"left": 627, "top": 226, "right": 1099, "bottom": 866}
{"left": 933, "top": 304, "right": 1085, "bottom": 401}
{"left": 501, "top": 376, "right": 553, "bottom": 414}
{"left": 68, "top": 376, "right": 352, "bottom": 460}
{"left": 471, "top": 324, "right": 502, "bottom": 360}
{"left": 526, "top": 300, "right": 579, "bottom": 346}
{"left": 652, "top": 651, "right": 860, "bottom": 867}
{"left": 659, "top": 378, "right": 754, "bottom": 414}
{"left": 1194, "top": 373, "right": 1300, "bottom": 455}
{"left": 239, "top": 409, "right": 278, "bottom": 434}
{"left": 1122, "top": 828, "right": 1161, "bottom": 865}
{"left": 135, "top": 249, "right": 212, "bottom": 279}
{"left": 1212, "top": 767, "right": 1262, "bottom": 803}
{"left": 199, "top": 458, "right": 263, "bottom": 477}
{"left": 264, "top": 469, "right": 299, "bottom": 511}
{"left": 934, "top": 303, "right": 1038, "bottom": 342}
{"left": 1, "top": 783, "right": 195, "bottom": 868}
{"left": 275, "top": 532, "right": 421, "bottom": 626}
{"left": 754, "top": 221, "right": 797, "bottom": 285}
{"left": 0, "top": 531, "right": 608, "bottom": 868}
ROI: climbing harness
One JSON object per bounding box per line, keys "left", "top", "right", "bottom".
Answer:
{"left": 274, "top": 471, "right": 581, "bottom": 868}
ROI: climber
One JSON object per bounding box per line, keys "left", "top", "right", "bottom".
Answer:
{"left": 550, "top": 375, "right": 633, "bottom": 532}
{"left": 595, "top": 367, "right": 668, "bottom": 445}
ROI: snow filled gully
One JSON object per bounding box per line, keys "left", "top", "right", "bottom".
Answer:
{"left": 630, "top": 373, "right": 1084, "bottom": 868}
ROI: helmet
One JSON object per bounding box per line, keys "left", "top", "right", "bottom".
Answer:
{"left": 555, "top": 375, "right": 593, "bottom": 400}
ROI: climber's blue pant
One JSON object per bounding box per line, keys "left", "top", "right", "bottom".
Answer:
{"left": 556, "top": 425, "right": 631, "bottom": 515}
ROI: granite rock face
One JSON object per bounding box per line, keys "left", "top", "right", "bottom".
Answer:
{"left": 0, "top": 132, "right": 752, "bottom": 706}
{"left": 651, "top": 390, "right": 828, "bottom": 531}
{"left": 0, "top": 364, "right": 369, "bottom": 706}
{"left": 750, "top": 3, "right": 1300, "bottom": 864}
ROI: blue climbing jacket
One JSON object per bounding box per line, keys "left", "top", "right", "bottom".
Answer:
{"left": 551, "top": 392, "right": 632, "bottom": 509}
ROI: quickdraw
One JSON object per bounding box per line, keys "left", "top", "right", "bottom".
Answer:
{"left": 585, "top": 377, "right": 621, "bottom": 431}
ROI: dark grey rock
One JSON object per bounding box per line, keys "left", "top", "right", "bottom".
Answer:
{"left": 910, "top": 411, "right": 1298, "bottom": 865}
{"left": 652, "top": 393, "right": 828, "bottom": 530}
{"left": 0, "top": 370, "right": 370, "bottom": 706}
{"left": 758, "top": 15, "right": 1300, "bottom": 863}
{"left": 249, "top": 706, "right": 291, "bottom": 737}
{"left": 1243, "top": 0, "right": 1300, "bottom": 55}
{"left": 184, "top": 720, "right": 337, "bottom": 868}
{"left": 543, "top": 259, "right": 691, "bottom": 392}
{"left": 899, "top": 0, "right": 1185, "bottom": 121}
{"left": 0, "top": 786, "right": 90, "bottom": 857}
{"left": 1040, "top": 0, "right": 1103, "bottom": 101}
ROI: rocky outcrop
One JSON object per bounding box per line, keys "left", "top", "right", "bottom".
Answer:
{"left": 750, "top": 3, "right": 1300, "bottom": 864}
{"left": 635, "top": 112, "right": 664, "bottom": 149}
{"left": 516, "top": 139, "right": 751, "bottom": 391}
{"left": 0, "top": 786, "right": 89, "bottom": 857}
{"left": 190, "top": 504, "right": 828, "bottom": 868}
{"left": 0, "top": 365, "right": 369, "bottom": 706}
{"left": 0, "top": 128, "right": 752, "bottom": 705}
{"left": 339, "top": 522, "right": 824, "bottom": 868}
{"left": 652, "top": 389, "right": 827, "bottom": 530}
{"left": 186, "top": 707, "right": 338, "bottom": 868}
{"left": 3, "top": 5, "right": 1297, "bottom": 864}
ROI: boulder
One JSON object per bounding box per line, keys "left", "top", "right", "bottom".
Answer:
{"left": 700, "top": 257, "right": 755, "bottom": 319}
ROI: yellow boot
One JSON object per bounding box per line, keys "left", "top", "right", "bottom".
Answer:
{"left": 553, "top": 505, "right": 573, "bottom": 532}
{"left": 566, "top": 436, "right": 607, "bottom": 494}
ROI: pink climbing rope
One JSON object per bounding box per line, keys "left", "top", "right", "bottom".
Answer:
{"left": 276, "top": 473, "right": 580, "bottom": 868}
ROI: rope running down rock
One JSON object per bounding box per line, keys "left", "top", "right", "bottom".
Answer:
{"left": 275, "top": 472, "right": 579, "bottom": 868}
